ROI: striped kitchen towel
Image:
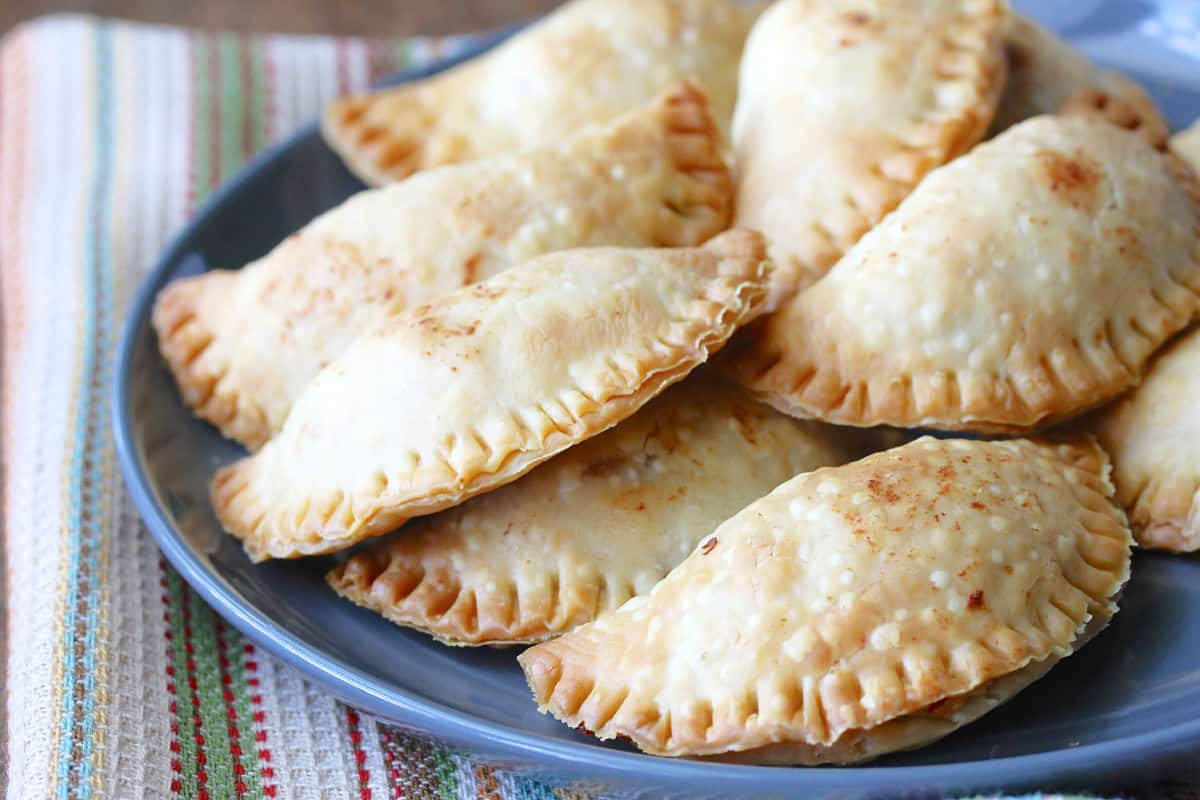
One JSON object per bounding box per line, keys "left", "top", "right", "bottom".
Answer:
{"left": 0, "top": 14, "right": 573, "bottom": 799}
{"left": 0, "top": 12, "right": 1196, "bottom": 800}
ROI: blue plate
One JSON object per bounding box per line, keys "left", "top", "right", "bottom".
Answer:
{"left": 114, "top": 3, "right": 1200, "bottom": 797}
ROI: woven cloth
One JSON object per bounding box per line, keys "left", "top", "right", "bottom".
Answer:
{"left": 0, "top": 13, "right": 1193, "bottom": 800}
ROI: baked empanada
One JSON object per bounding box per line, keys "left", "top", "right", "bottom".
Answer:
{"left": 1090, "top": 326, "right": 1200, "bottom": 551}
{"left": 323, "top": 0, "right": 764, "bottom": 185}
{"left": 212, "top": 230, "right": 772, "bottom": 561}
{"left": 1087, "top": 123, "right": 1200, "bottom": 551}
{"left": 154, "top": 84, "right": 732, "bottom": 450}
{"left": 520, "top": 436, "right": 1132, "bottom": 763}
{"left": 731, "top": 115, "right": 1200, "bottom": 433}
{"left": 731, "top": 0, "right": 1007, "bottom": 301}
{"left": 989, "top": 15, "right": 1167, "bottom": 148}
{"left": 326, "top": 373, "right": 867, "bottom": 646}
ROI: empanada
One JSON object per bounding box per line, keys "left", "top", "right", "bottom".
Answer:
{"left": 730, "top": 115, "right": 1200, "bottom": 433}
{"left": 1089, "top": 326, "right": 1200, "bottom": 551}
{"left": 1085, "top": 124, "right": 1200, "bottom": 551}
{"left": 520, "top": 436, "right": 1132, "bottom": 763}
{"left": 989, "top": 15, "right": 1167, "bottom": 148}
{"left": 212, "top": 230, "right": 772, "bottom": 561}
{"left": 323, "top": 0, "right": 764, "bottom": 185}
{"left": 731, "top": 0, "right": 1008, "bottom": 301}
{"left": 154, "top": 84, "right": 732, "bottom": 450}
{"left": 326, "top": 373, "right": 867, "bottom": 646}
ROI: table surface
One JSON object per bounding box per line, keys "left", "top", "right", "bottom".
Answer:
{"left": 3, "top": 0, "right": 564, "bottom": 37}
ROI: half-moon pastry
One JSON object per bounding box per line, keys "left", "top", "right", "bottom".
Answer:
{"left": 520, "top": 436, "right": 1131, "bottom": 763}
{"left": 212, "top": 230, "right": 772, "bottom": 561}
{"left": 731, "top": 0, "right": 1008, "bottom": 301}
{"left": 730, "top": 115, "right": 1200, "bottom": 432}
{"left": 1090, "top": 326, "right": 1200, "bottom": 551}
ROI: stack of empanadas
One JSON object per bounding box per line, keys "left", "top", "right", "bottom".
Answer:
{"left": 153, "top": 0, "right": 1200, "bottom": 766}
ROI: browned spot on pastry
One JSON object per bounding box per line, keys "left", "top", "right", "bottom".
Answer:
{"left": 581, "top": 453, "right": 631, "bottom": 479}
{"left": 701, "top": 537, "right": 719, "bottom": 555}
{"left": 935, "top": 464, "right": 957, "bottom": 497}
{"left": 416, "top": 314, "right": 478, "bottom": 337}
{"left": 842, "top": 11, "right": 871, "bottom": 26}
{"left": 358, "top": 125, "right": 386, "bottom": 146}
{"left": 1111, "top": 225, "right": 1145, "bottom": 261}
{"left": 970, "top": 501, "right": 986, "bottom": 511}
{"left": 462, "top": 252, "right": 482, "bottom": 286}
{"left": 1036, "top": 149, "right": 1102, "bottom": 213}
{"left": 336, "top": 100, "right": 367, "bottom": 125}
{"left": 967, "top": 590, "right": 985, "bottom": 609}
{"left": 866, "top": 475, "right": 900, "bottom": 504}
{"left": 1062, "top": 88, "right": 1169, "bottom": 151}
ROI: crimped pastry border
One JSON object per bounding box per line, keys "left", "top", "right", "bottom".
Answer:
{"left": 519, "top": 437, "right": 1131, "bottom": 760}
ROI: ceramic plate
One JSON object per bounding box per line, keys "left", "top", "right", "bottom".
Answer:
{"left": 114, "top": 3, "right": 1200, "bottom": 797}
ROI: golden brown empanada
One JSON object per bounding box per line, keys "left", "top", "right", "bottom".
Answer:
{"left": 989, "top": 15, "right": 1167, "bottom": 148}
{"left": 153, "top": 84, "right": 732, "bottom": 450}
{"left": 1085, "top": 124, "right": 1200, "bottom": 551}
{"left": 520, "top": 436, "right": 1132, "bottom": 763}
{"left": 1090, "top": 326, "right": 1200, "bottom": 551}
{"left": 731, "top": 0, "right": 1008, "bottom": 301}
{"left": 1173, "top": 118, "right": 1200, "bottom": 167}
{"left": 730, "top": 115, "right": 1200, "bottom": 433}
{"left": 212, "top": 230, "right": 772, "bottom": 561}
{"left": 326, "top": 373, "right": 868, "bottom": 646}
{"left": 323, "top": 0, "right": 764, "bottom": 185}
